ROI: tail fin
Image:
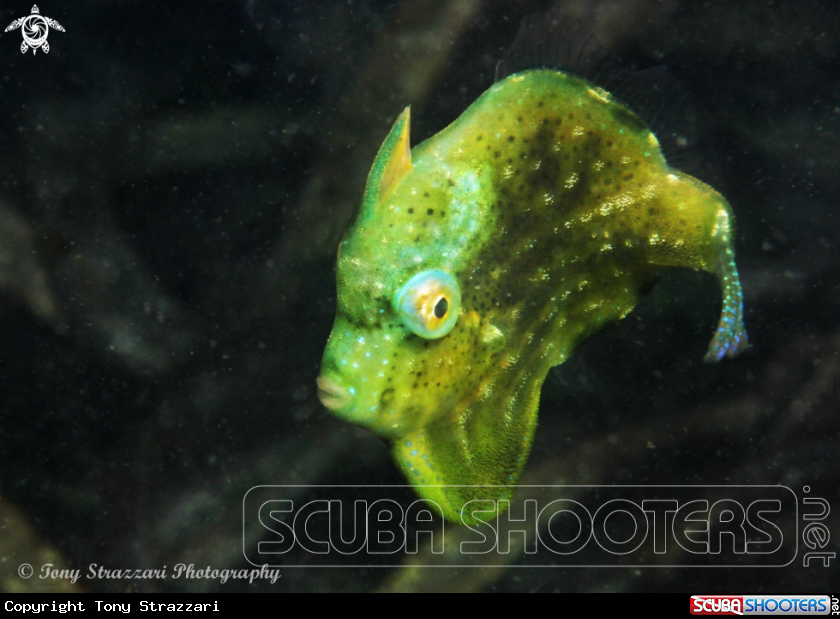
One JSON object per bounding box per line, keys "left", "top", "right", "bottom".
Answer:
{"left": 704, "top": 207, "right": 749, "bottom": 362}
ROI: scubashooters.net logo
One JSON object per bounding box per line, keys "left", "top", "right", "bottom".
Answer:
{"left": 690, "top": 595, "right": 834, "bottom": 615}
{"left": 5, "top": 5, "right": 65, "bottom": 55}
{"left": 242, "top": 485, "right": 834, "bottom": 568}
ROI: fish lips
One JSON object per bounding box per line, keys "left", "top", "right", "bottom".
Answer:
{"left": 316, "top": 375, "right": 352, "bottom": 412}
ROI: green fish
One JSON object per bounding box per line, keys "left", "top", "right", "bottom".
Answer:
{"left": 317, "top": 69, "right": 747, "bottom": 524}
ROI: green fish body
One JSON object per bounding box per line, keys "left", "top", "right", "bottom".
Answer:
{"left": 317, "top": 69, "right": 747, "bottom": 523}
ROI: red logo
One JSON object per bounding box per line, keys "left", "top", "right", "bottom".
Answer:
{"left": 691, "top": 596, "right": 744, "bottom": 615}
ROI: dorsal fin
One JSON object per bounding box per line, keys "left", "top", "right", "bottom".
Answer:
{"left": 496, "top": 13, "right": 698, "bottom": 170}
{"left": 495, "top": 13, "right": 612, "bottom": 85}
{"left": 360, "top": 107, "right": 412, "bottom": 219}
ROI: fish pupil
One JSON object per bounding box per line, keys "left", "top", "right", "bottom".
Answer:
{"left": 433, "top": 296, "right": 449, "bottom": 319}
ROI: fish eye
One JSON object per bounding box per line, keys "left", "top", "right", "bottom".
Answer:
{"left": 394, "top": 269, "right": 461, "bottom": 339}
{"left": 433, "top": 296, "right": 449, "bottom": 319}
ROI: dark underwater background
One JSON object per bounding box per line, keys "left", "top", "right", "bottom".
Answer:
{"left": 0, "top": 0, "right": 837, "bottom": 593}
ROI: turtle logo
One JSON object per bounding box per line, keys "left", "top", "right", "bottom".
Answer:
{"left": 5, "top": 5, "right": 65, "bottom": 55}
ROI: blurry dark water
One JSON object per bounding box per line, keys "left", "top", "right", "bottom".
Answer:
{"left": 0, "top": 0, "right": 837, "bottom": 592}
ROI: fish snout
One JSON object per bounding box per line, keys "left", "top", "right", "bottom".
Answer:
{"left": 316, "top": 375, "right": 352, "bottom": 412}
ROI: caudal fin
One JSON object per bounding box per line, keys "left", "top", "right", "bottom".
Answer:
{"left": 704, "top": 207, "right": 748, "bottom": 362}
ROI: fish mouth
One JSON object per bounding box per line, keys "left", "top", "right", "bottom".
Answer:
{"left": 316, "top": 375, "right": 352, "bottom": 412}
